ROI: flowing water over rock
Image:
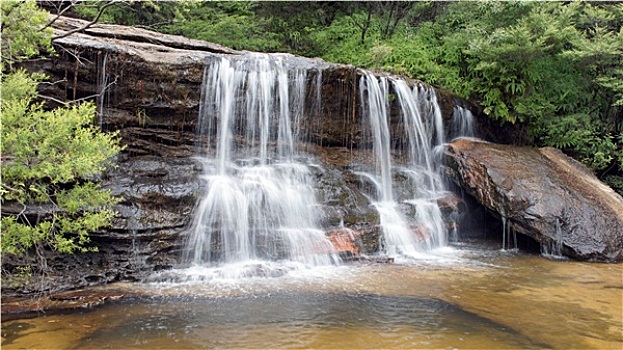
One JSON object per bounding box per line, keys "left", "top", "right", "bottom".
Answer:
{"left": 181, "top": 55, "right": 339, "bottom": 278}
{"left": 174, "top": 56, "right": 476, "bottom": 278}
{"left": 448, "top": 105, "right": 477, "bottom": 141}
{"left": 7, "top": 15, "right": 500, "bottom": 295}
{"left": 357, "top": 72, "right": 449, "bottom": 258}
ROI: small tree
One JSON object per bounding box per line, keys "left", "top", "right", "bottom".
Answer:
{"left": 1, "top": 0, "right": 122, "bottom": 283}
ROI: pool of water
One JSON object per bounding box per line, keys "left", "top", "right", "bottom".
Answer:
{"left": 2, "top": 243, "right": 622, "bottom": 349}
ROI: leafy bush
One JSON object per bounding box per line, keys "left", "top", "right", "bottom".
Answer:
{"left": 1, "top": 71, "right": 122, "bottom": 256}
{"left": 1, "top": 1, "right": 122, "bottom": 266}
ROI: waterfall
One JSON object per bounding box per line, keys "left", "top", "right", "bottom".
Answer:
{"left": 96, "top": 52, "right": 110, "bottom": 129}
{"left": 184, "top": 55, "right": 339, "bottom": 274}
{"left": 357, "top": 72, "right": 417, "bottom": 257}
{"left": 415, "top": 84, "right": 445, "bottom": 148}
{"left": 358, "top": 72, "right": 449, "bottom": 258}
{"left": 359, "top": 73, "right": 393, "bottom": 202}
{"left": 501, "top": 216, "right": 518, "bottom": 251}
{"left": 181, "top": 56, "right": 478, "bottom": 277}
{"left": 541, "top": 218, "right": 565, "bottom": 259}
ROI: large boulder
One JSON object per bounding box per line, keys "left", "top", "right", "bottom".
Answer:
{"left": 442, "top": 138, "right": 623, "bottom": 261}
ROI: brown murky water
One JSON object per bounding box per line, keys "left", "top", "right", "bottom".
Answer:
{"left": 2, "top": 244, "right": 622, "bottom": 349}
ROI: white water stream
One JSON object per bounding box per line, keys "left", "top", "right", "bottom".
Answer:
{"left": 358, "top": 72, "right": 464, "bottom": 259}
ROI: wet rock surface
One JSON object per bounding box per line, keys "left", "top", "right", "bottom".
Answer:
{"left": 327, "top": 228, "right": 363, "bottom": 259}
{"left": 442, "top": 138, "right": 623, "bottom": 261}
{"left": 0, "top": 286, "right": 142, "bottom": 321}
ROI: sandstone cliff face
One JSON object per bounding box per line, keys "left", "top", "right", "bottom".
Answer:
{"left": 442, "top": 138, "right": 623, "bottom": 261}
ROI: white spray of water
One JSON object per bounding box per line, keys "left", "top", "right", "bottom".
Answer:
{"left": 182, "top": 59, "right": 479, "bottom": 278}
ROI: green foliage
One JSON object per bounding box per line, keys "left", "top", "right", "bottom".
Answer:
{"left": 605, "top": 175, "right": 623, "bottom": 194}
{"left": 538, "top": 116, "right": 619, "bottom": 171}
{"left": 1, "top": 71, "right": 122, "bottom": 257}
{"left": 2, "top": 72, "right": 120, "bottom": 188}
{"left": 159, "top": 2, "right": 284, "bottom": 52}
{"left": 309, "top": 15, "right": 371, "bottom": 66}
{"left": 0, "top": 0, "right": 54, "bottom": 67}
{"left": 1, "top": 0, "right": 122, "bottom": 261}
{"left": 74, "top": 0, "right": 194, "bottom": 28}
{"left": 368, "top": 23, "right": 458, "bottom": 86}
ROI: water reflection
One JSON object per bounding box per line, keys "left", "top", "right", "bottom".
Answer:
{"left": 66, "top": 293, "right": 543, "bottom": 349}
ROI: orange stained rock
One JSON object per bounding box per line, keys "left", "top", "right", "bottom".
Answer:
{"left": 327, "top": 228, "right": 362, "bottom": 255}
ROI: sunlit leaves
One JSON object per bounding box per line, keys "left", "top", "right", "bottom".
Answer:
{"left": 1, "top": 217, "right": 50, "bottom": 257}
{"left": 0, "top": 0, "right": 54, "bottom": 66}
{"left": 0, "top": 70, "right": 121, "bottom": 257}
{"left": 1, "top": 72, "right": 122, "bottom": 192}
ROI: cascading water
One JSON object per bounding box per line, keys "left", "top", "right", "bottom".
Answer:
{"left": 501, "top": 216, "right": 518, "bottom": 251}
{"left": 415, "top": 83, "right": 445, "bottom": 148}
{"left": 448, "top": 105, "right": 477, "bottom": 141}
{"left": 357, "top": 73, "right": 416, "bottom": 257}
{"left": 541, "top": 218, "right": 565, "bottom": 259}
{"left": 358, "top": 72, "right": 451, "bottom": 258}
{"left": 439, "top": 104, "right": 477, "bottom": 244}
{"left": 183, "top": 55, "right": 338, "bottom": 278}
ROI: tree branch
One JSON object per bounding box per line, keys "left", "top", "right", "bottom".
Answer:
{"left": 41, "top": 0, "right": 78, "bottom": 31}
{"left": 39, "top": 78, "right": 69, "bottom": 87}
{"left": 51, "top": 0, "right": 118, "bottom": 41}
{"left": 56, "top": 45, "right": 93, "bottom": 66}
{"left": 38, "top": 78, "right": 117, "bottom": 106}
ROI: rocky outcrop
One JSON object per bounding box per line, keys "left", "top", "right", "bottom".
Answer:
{"left": 1, "top": 287, "right": 137, "bottom": 320}
{"left": 327, "top": 228, "right": 363, "bottom": 259}
{"left": 442, "top": 138, "right": 623, "bottom": 261}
